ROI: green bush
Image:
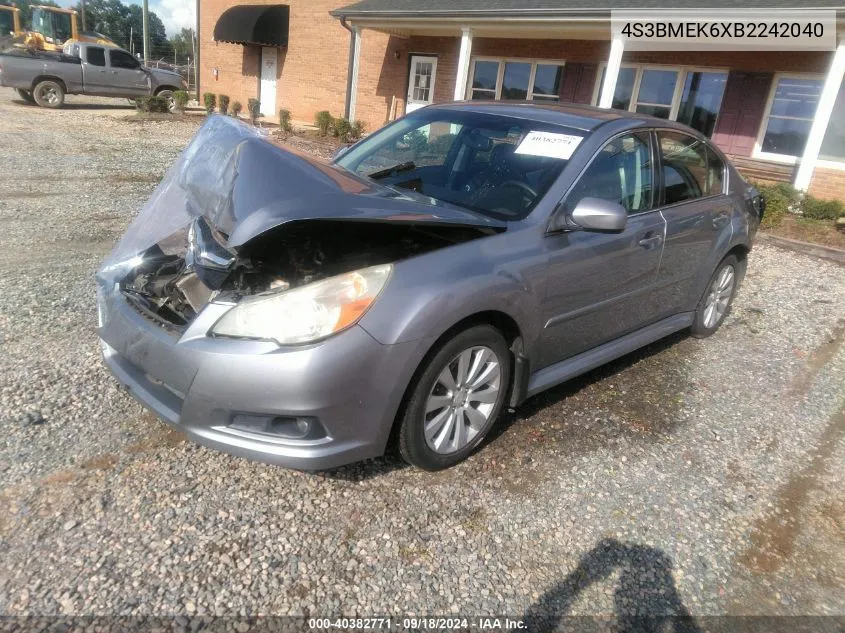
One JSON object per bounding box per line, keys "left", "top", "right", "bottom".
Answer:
{"left": 331, "top": 117, "right": 351, "bottom": 140}
{"left": 315, "top": 110, "right": 334, "bottom": 136}
{"left": 203, "top": 92, "right": 216, "bottom": 115}
{"left": 173, "top": 90, "right": 189, "bottom": 111}
{"left": 753, "top": 181, "right": 800, "bottom": 229}
{"left": 350, "top": 120, "right": 365, "bottom": 141}
{"left": 279, "top": 108, "right": 292, "bottom": 132}
{"left": 218, "top": 94, "right": 230, "bottom": 115}
{"left": 134, "top": 95, "right": 169, "bottom": 114}
{"left": 802, "top": 196, "right": 845, "bottom": 220}
{"left": 247, "top": 98, "right": 261, "bottom": 125}
{"left": 231, "top": 101, "right": 243, "bottom": 118}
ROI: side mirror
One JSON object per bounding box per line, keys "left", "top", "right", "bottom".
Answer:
{"left": 332, "top": 144, "right": 352, "bottom": 161}
{"left": 568, "top": 197, "right": 627, "bottom": 232}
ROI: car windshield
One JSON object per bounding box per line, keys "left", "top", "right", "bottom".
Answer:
{"left": 335, "top": 109, "right": 587, "bottom": 220}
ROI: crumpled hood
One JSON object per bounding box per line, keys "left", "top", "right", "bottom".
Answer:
{"left": 102, "top": 115, "right": 504, "bottom": 268}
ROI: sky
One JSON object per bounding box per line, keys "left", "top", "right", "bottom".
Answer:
{"left": 55, "top": 0, "right": 195, "bottom": 38}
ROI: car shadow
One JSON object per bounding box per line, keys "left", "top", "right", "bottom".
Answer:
{"left": 57, "top": 103, "right": 135, "bottom": 110}
{"left": 322, "top": 330, "right": 690, "bottom": 482}
{"left": 523, "top": 538, "right": 702, "bottom": 633}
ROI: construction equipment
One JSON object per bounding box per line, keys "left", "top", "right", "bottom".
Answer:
{"left": 0, "top": 5, "right": 22, "bottom": 40}
{"left": 26, "top": 6, "right": 117, "bottom": 51}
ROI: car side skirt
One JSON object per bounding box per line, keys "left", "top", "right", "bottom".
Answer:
{"left": 526, "top": 312, "right": 695, "bottom": 398}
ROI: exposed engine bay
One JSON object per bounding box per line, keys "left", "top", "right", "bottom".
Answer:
{"left": 119, "top": 219, "right": 494, "bottom": 329}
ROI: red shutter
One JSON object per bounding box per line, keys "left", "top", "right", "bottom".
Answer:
{"left": 711, "top": 71, "right": 772, "bottom": 157}
{"left": 559, "top": 63, "right": 598, "bottom": 104}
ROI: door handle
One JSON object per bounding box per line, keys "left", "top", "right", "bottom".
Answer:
{"left": 638, "top": 234, "right": 663, "bottom": 249}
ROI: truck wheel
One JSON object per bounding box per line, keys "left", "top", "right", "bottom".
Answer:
{"left": 156, "top": 90, "right": 176, "bottom": 113}
{"left": 32, "top": 80, "right": 65, "bottom": 108}
{"left": 15, "top": 89, "right": 36, "bottom": 104}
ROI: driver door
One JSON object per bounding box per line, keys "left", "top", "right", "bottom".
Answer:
{"left": 105, "top": 48, "right": 150, "bottom": 96}
{"left": 538, "top": 131, "right": 666, "bottom": 369}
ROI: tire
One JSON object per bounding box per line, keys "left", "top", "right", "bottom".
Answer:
{"left": 32, "top": 80, "right": 64, "bottom": 108}
{"left": 690, "top": 254, "right": 745, "bottom": 338}
{"left": 15, "top": 89, "right": 35, "bottom": 104}
{"left": 398, "top": 325, "right": 512, "bottom": 471}
{"left": 156, "top": 89, "right": 176, "bottom": 113}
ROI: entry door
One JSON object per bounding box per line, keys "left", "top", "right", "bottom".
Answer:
{"left": 105, "top": 48, "right": 149, "bottom": 96}
{"left": 260, "top": 47, "right": 278, "bottom": 117}
{"left": 710, "top": 71, "right": 772, "bottom": 156}
{"left": 406, "top": 55, "right": 437, "bottom": 113}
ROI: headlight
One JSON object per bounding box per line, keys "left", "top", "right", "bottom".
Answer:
{"left": 210, "top": 264, "right": 392, "bottom": 345}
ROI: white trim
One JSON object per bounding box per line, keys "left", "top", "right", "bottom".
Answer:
{"left": 348, "top": 27, "right": 362, "bottom": 122}
{"left": 599, "top": 36, "right": 624, "bottom": 108}
{"left": 465, "top": 56, "right": 567, "bottom": 101}
{"left": 795, "top": 41, "right": 845, "bottom": 190}
{"left": 454, "top": 27, "right": 473, "bottom": 101}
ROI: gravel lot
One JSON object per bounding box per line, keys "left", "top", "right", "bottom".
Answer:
{"left": 0, "top": 91, "right": 843, "bottom": 625}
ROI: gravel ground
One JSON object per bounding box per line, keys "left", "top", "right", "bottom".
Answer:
{"left": 0, "top": 91, "right": 843, "bottom": 626}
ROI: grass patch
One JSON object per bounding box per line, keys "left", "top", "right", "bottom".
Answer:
{"left": 763, "top": 214, "right": 845, "bottom": 250}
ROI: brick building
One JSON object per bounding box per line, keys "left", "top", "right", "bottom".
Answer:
{"left": 198, "top": 0, "right": 845, "bottom": 200}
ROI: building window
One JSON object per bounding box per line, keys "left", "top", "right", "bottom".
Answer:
{"left": 819, "top": 81, "right": 845, "bottom": 163}
{"left": 759, "top": 76, "right": 823, "bottom": 159}
{"left": 595, "top": 64, "right": 728, "bottom": 137}
{"left": 468, "top": 58, "right": 566, "bottom": 101}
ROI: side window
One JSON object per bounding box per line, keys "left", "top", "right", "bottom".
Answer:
{"left": 86, "top": 47, "right": 106, "bottom": 67}
{"left": 567, "top": 132, "right": 653, "bottom": 214}
{"left": 658, "top": 131, "right": 708, "bottom": 205}
{"left": 110, "top": 49, "right": 140, "bottom": 69}
{"left": 705, "top": 146, "right": 725, "bottom": 196}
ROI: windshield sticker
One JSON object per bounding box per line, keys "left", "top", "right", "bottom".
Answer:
{"left": 515, "top": 131, "right": 584, "bottom": 160}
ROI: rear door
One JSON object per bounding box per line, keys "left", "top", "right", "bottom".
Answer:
{"left": 105, "top": 48, "right": 149, "bottom": 96}
{"left": 80, "top": 45, "right": 110, "bottom": 95}
{"left": 653, "top": 130, "right": 732, "bottom": 316}
{"left": 539, "top": 130, "right": 666, "bottom": 368}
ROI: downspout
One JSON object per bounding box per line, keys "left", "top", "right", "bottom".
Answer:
{"left": 340, "top": 16, "right": 355, "bottom": 119}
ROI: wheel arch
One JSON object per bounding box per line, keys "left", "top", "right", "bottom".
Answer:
{"left": 154, "top": 85, "right": 180, "bottom": 94}
{"left": 31, "top": 75, "right": 67, "bottom": 93}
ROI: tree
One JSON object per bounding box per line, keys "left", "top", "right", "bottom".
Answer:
{"left": 169, "top": 27, "right": 194, "bottom": 60}
{"left": 69, "top": 0, "right": 172, "bottom": 60}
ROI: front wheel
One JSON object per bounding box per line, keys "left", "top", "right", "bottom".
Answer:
{"left": 156, "top": 90, "right": 176, "bottom": 113}
{"left": 32, "top": 80, "right": 64, "bottom": 108}
{"left": 690, "top": 254, "right": 745, "bottom": 338}
{"left": 398, "top": 325, "right": 511, "bottom": 470}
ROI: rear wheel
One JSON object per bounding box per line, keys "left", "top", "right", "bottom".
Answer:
{"left": 690, "top": 254, "right": 744, "bottom": 338}
{"left": 32, "top": 80, "right": 64, "bottom": 108}
{"left": 398, "top": 325, "right": 511, "bottom": 470}
{"left": 15, "top": 88, "right": 35, "bottom": 104}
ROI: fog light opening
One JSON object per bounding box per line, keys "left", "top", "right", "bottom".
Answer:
{"left": 229, "top": 414, "right": 323, "bottom": 440}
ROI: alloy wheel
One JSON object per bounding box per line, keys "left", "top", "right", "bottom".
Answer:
{"left": 423, "top": 346, "right": 501, "bottom": 455}
{"left": 703, "top": 264, "right": 735, "bottom": 329}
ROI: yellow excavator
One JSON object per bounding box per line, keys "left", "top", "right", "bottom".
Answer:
{"left": 0, "top": 5, "right": 23, "bottom": 46}
{"left": 24, "top": 6, "right": 117, "bottom": 51}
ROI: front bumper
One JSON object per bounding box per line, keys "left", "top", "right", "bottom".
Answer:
{"left": 97, "top": 283, "right": 425, "bottom": 470}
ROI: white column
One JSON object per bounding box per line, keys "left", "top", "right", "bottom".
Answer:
{"left": 454, "top": 27, "right": 473, "bottom": 101}
{"left": 598, "top": 36, "right": 625, "bottom": 109}
{"left": 794, "top": 38, "right": 845, "bottom": 191}
{"left": 348, "top": 27, "right": 362, "bottom": 122}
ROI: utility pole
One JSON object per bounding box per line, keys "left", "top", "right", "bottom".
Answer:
{"left": 129, "top": 26, "right": 133, "bottom": 55}
{"left": 142, "top": 0, "right": 150, "bottom": 65}
{"left": 80, "top": 0, "right": 87, "bottom": 32}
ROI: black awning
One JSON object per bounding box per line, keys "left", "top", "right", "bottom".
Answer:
{"left": 213, "top": 5, "right": 289, "bottom": 47}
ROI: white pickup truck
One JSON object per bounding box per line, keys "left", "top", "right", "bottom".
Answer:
{"left": 0, "top": 42, "right": 186, "bottom": 109}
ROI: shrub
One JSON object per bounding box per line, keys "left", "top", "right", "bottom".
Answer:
{"left": 350, "top": 119, "right": 365, "bottom": 141}
{"left": 203, "top": 92, "right": 216, "bottom": 115}
{"left": 218, "top": 94, "right": 230, "bottom": 115}
{"left": 231, "top": 101, "right": 243, "bottom": 118}
{"left": 315, "top": 110, "right": 334, "bottom": 136}
{"left": 279, "top": 108, "right": 292, "bottom": 132}
{"left": 402, "top": 129, "right": 429, "bottom": 155}
{"left": 134, "top": 95, "right": 169, "bottom": 114}
{"left": 247, "top": 98, "right": 261, "bottom": 125}
{"left": 802, "top": 196, "right": 845, "bottom": 220}
{"left": 173, "top": 90, "right": 189, "bottom": 111}
{"left": 331, "top": 116, "right": 352, "bottom": 141}
{"left": 754, "top": 181, "right": 800, "bottom": 229}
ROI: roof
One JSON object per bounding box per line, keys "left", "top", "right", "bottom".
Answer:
{"left": 423, "top": 100, "right": 656, "bottom": 132}
{"left": 332, "top": 0, "right": 845, "bottom": 17}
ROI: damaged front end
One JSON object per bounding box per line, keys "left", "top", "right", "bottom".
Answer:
{"left": 98, "top": 115, "right": 503, "bottom": 340}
